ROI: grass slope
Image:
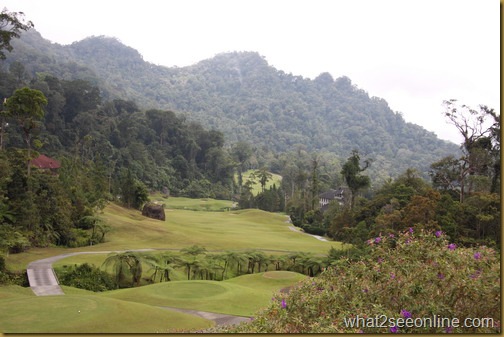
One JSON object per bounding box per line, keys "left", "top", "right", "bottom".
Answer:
{"left": 100, "top": 271, "right": 306, "bottom": 316}
{"left": 7, "top": 200, "right": 338, "bottom": 271}
{"left": 239, "top": 170, "right": 283, "bottom": 196}
{"left": 150, "top": 195, "right": 235, "bottom": 211}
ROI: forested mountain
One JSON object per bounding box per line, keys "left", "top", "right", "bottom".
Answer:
{"left": 2, "top": 29, "right": 459, "bottom": 180}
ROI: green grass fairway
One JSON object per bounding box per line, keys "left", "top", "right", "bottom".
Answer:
{"left": 0, "top": 285, "right": 35, "bottom": 300}
{"left": 100, "top": 271, "right": 306, "bottom": 316}
{"left": 0, "top": 294, "right": 212, "bottom": 333}
{"left": 150, "top": 195, "right": 235, "bottom": 211}
{"left": 6, "top": 200, "right": 338, "bottom": 272}
{"left": 239, "top": 170, "right": 282, "bottom": 195}
{"left": 97, "top": 203, "right": 336, "bottom": 253}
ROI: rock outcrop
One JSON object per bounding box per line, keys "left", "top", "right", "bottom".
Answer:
{"left": 142, "top": 202, "right": 166, "bottom": 221}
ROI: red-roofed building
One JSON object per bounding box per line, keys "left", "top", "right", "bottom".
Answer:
{"left": 30, "top": 154, "right": 61, "bottom": 174}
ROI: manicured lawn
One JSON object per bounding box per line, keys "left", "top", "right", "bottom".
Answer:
{"left": 99, "top": 271, "right": 306, "bottom": 317}
{"left": 2, "top": 198, "right": 340, "bottom": 332}
{"left": 6, "top": 200, "right": 338, "bottom": 272}
{"left": 0, "top": 293, "right": 212, "bottom": 333}
{"left": 239, "top": 170, "right": 283, "bottom": 195}
{"left": 150, "top": 195, "right": 235, "bottom": 211}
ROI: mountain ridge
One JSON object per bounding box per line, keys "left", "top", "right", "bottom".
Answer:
{"left": 4, "top": 30, "right": 459, "bottom": 180}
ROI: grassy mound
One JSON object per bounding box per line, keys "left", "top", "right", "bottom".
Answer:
{"left": 0, "top": 294, "right": 212, "bottom": 333}
{"left": 99, "top": 271, "right": 305, "bottom": 317}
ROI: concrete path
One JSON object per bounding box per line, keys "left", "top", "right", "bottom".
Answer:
{"left": 161, "top": 307, "right": 251, "bottom": 326}
{"left": 26, "top": 249, "right": 251, "bottom": 327}
{"left": 26, "top": 250, "right": 155, "bottom": 296}
{"left": 288, "top": 226, "right": 329, "bottom": 242}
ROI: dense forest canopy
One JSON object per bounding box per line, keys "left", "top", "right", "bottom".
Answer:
{"left": 0, "top": 23, "right": 499, "bottom": 256}
{"left": 2, "top": 29, "right": 460, "bottom": 182}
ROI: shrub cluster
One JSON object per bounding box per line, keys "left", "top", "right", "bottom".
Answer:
{"left": 58, "top": 263, "right": 116, "bottom": 292}
{"left": 220, "top": 229, "right": 500, "bottom": 333}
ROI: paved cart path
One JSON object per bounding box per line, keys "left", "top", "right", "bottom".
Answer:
{"left": 26, "top": 249, "right": 250, "bottom": 326}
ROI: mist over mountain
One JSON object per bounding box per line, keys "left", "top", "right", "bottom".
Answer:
{"left": 4, "top": 29, "right": 459, "bottom": 180}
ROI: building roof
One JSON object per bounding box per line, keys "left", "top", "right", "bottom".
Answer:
{"left": 30, "top": 154, "right": 61, "bottom": 169}
{"left": 319, "top": 188, "right": 345, "bottom": 199}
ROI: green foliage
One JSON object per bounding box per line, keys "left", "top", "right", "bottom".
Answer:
{"left": 341, "top": 150, "right": 371, "bottom": 209}
{"left": 223, "top": 230, "right": 500, "bottom": 333}
{"left": 5, "top": 33, "right": 460, "bottom": 181}
{"left": 102, "top": 251, "right": 146, "bottom": 288}
{"left": 0, "top": 8, "right": 33, "bottom": 59}
{"left": 58, "top": 262, "right": 116, "bottom": 292}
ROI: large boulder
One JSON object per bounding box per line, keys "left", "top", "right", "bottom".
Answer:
{"left": 142, "top": 202, "right": 166, "bottom": 221}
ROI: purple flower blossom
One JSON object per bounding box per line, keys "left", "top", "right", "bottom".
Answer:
{"left": 474, "top": 252, "right": 481, "bottom": 260}
{"left": 435, "top": 230, "right": 443, "bottom": 238}
{"left": 377, "top": 257, "right": 384, "bottom": 263}
{"left": 374, "top": 237, "right": 382, "bottom": 244}
{"left": 281, "top": 299, "right": 287, "bottom": 309}
{"left": 437, "top": 273, "right": 445, "bottom": 280}
{"left": 448, "top": 243, "right": 456, "bottom": 251}
{"left": 390, "top": 273, "right": 396, "bottom": 279}
{"left": 405, "top": 239, "right": 411, "bottom": 245}
{"left": 389, "top": 233, "right": 395, "bottom": 238}
{"left": 390, "top": 326, "right": 398, "bottom": 333}
{"left": 401, "top": 309, "right": 412, "bottom": 318}
{"left": 445, "top": 326, "right": 453, "bottom": 333}
{"left": 408, "top": 227, "right": 414, "bottom": 234}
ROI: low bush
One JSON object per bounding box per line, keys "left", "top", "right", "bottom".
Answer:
{"left": 219, "top": 229, "right": 500, "bottom": 333}
{"left": 58, "top": 263, "right": 117, "bottom": 292}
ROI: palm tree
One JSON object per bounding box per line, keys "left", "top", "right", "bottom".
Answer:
{"left": 177, "top": 255, "right": 201, "bottom": 280}
{"left": 269, "top": 254, "right": 287, "bottom": 271}
{"left": 180, "top": 244, "right": 207, "bottom": 256}
{"left": 225, "top": 251, "right": 248, "bottom": 277}
{"left": 102, "top": 251, "right": 145, "bottom": 287}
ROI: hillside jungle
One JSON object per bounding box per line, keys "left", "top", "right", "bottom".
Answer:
{"left": 0, "top": 9, "right": 500, "bottom": 333}
{"left": 0, "top": 7, "right": 500, "bottom": 274}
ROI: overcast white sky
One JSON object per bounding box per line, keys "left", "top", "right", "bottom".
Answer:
{"left": 2, "top": 0, "right": 500, "bottom": 144}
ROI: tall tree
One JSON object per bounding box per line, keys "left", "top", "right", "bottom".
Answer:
{"left": 232, "top": 141, "right": 253, "bottom": 193}
{"left": 442, "top": 100, "right": 499, "bottom": 202}
{"left": 4, "top": 87, "right": 47, "bottom": 177}
{"left": 0, "top": 8, "right": 34, "bottom": 59}
{"left": 340, "top": 150, "right": 371, "bottom": 209}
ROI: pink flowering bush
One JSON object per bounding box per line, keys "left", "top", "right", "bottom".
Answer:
{"left": 218, "top": 229, "right": 500, "bottom": 333}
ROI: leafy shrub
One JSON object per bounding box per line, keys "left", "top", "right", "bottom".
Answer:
{"left": 220, "top": 229, "right": 500, "bottom": 333}
{"left": 58, "top": 263, "right": 116, "bottom": 292}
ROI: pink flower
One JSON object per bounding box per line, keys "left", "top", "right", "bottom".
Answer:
{"left": 435, "top": 230, "right": 443, "bottom": 238}
{"left": 374, "top": 237, "right": 382, "bottom": 244}
{"left": 474, "top": 252, "right": 481, "bottom": 260}
{"left": 448, "top": 243, "right": 456, "bottom": 251}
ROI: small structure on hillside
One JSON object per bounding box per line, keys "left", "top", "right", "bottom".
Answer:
{"left": 30, "top": 154, "right": 61, "bottom": 174}
{"left": 319, "top": 188, "right": 346, "bottom": 212}
{"left": 142, "top": 202, "right": 166, "bottom": 221}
